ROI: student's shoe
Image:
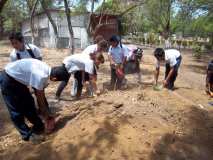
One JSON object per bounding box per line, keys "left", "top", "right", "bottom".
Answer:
{"left": 29, "top": 133, "right": 45, "bottom": 144}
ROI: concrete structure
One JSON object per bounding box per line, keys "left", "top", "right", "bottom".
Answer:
{"left": 22, "top": 10, "right": 89, "bottom": 49}
{"left": 22, "top": 10, "right": 119, "bottom": 49}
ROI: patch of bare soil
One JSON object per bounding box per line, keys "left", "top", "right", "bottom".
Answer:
{"left": 0, "top": 44, "right": 213, "bottom": 160}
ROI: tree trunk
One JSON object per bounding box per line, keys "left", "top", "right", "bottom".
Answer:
{"left": 0, "top": 15, "right": 4, "bottom": 38}
{"left": 87, "top": 0, "right": 95, "bottom": 36}
{"left": 165, "top": 0, "right": 171, "bottom": 39}
{"left": 119, "top": 1, "right": 145, "bottom": 18}
{"left": 64, "top": 0, "right": 74, "bottom": 54}
{"left": 40, "top": 0, "right": 58, "bottom": 47}
{"left": 98, "top": 0, "right": 105, "bottom": 25}
{"left": 30, "top": 0, "right": 39, "bottom": 44}
{"left": 26, "top": 0, "right": 33, "bottom": 13}
{"left": 0, "top": 0, "right": 8, "bottom": 13}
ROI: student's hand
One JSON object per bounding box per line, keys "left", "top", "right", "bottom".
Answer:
{"left": 110, "top": 62, "right": 115, "bottom": 67}
{"left": 163, "top": 80, "right": 168, "bottom": 87}
{"left": 96, "top": 89, "right": 101, "bottom": 96}
{"left": 45, "top": 116, "right": 55, "bottom": 134}
{"left": 210, "top": 92, "right": 213, "bottom": 97}
{"left": 153, "top": 81, "right": 157, "bottom": 86}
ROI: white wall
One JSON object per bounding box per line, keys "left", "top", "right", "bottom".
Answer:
{"left": 22, "top": 11, "right": 90, "bottom": 48}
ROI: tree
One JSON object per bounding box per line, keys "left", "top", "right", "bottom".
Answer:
{"left": 0, "top": 0, "right": 28, "bottom": 34}
{"left": 87, "top": 0, "right": 96, "bottom": 35}
{"left": 40, "top": 0, "right": 59, "bottom": 46}
{"left": 30, "top": 0, "right": 39, "bottom": 44}
{"left": 144, "top": 0, "right": 176, "bottom": 39}
{"left": 64, "top": 0, "right": 74, "bottom": 54}
{"left": 0, "top": 0, "right": 8, "bottom": 13}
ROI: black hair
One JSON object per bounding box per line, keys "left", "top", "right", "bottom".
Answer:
{"left": 94, "top": 35, "right": 104, "bottom": 44}
{"left": 50, "top": 65, "right": 70, "bottom": 82}
{"left": 96, "top": 53, "right": 105, "bottom": 64}
{"left": 154, "top": 48, "right": 165, "bottom": 60}
{"left": 9, "top": 32, "right": 24, "bottom": 43}
{"left": 97, "top": 39, "right": 108, "bottom": 51}
{"left": 208, "top": 60, "right": 213, "bottom": 71}
{"left": 109, "top": 35, "right": 120, "bottom": 43}
{"left": 109, "top": 35, "right": 123, "bottom": 48}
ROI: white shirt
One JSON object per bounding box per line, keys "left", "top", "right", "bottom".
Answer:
{"left": 108, "top": 44, "right": 128, "bottom": 64}
{"left": 82, "top": 44, "right": 98, "bottom": 55}
{"left": 63, "top": 53, "right": 94, "bottom": 74}
{"left": 125, "top": 45, "right": 138, "bottom": 60}
{"left": 156, "top": 49, "right": 181, "bottom": 68}
{"left": 10, "top": 44, "right": 42, "bottom": 62}
{"left": 5, "top": 59, "right": 51, "bottom": 90}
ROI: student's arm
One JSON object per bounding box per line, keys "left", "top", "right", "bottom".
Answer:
{"left": 108, "top": 55, "right": 115, "bottom": 65}
{"left": 164, "top": 57, "right": 177, "bottom": 86}
{"left": 164, "top": 67, "right": 175, "bottom": 86}
{"left": 89, "top": 75, "right": 100, "bottom": 95}
{"left": 210, "top": 84, "right": 213, "bottom": 97}
{"left": 122, "top": 56, "right": 127, "bottom": 66}
{"left": 155, "top": 67, "right": 160, "bottom": 85}
{"left": 154, "top": 59, "right": 160, "bottom": 85}
{"left": 10, "top": 51, "right": 17, "bottom": 62}
{"left": 32, "top": 44, "right": 42, "bottom": 60}
{"left": 34, "top": 89, "right": 52, "bottom": 119}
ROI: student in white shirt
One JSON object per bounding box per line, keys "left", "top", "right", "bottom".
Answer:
{"left": 0, "top": 59, "right": 70, "bottom": 143}
{"left": 9, "top": 32, "right": 42, "bottom": 61}
{"left": 154, "top": 48, "right": 182, "bottom": 90}
{"left": 82, "top": 35, "right": 107, "bottom": 55}
{"left": 108, "top": 35, "right": 128, "bottom": 89}
{"left": 82, "top": 38, "right": 108, "bottom": 95}
{"left": 55, "top": 53, "right": 105, "bottom": 99}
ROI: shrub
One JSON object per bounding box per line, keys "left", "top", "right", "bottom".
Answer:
{"left": 204, "top": 43, "right": 212, "bottom": 51}
{"left": 193, "top": 45, "right": 202, "bottom": 59}
{"left": 182, "top": 40, "right": 188, "bottom": 48}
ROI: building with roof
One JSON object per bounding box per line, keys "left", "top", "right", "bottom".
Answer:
{"left": 22, "top": 9, "right": 120, "bottom": 49}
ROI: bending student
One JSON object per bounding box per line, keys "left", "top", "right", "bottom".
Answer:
{"left": 55, "top": 53, "right": 105, "bottom": 99}
{"left": 0, "top": 59, "right": 67, "bottom": 143}
{"left": 154, "top": 48, "right": 182, "bottom": 90}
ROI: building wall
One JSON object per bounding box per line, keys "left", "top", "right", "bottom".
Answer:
{"left": 22, "top": 12, "right": 90, "bottom": 49}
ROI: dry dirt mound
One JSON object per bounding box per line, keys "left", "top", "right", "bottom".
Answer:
{"left": 0, "top": 46, "right": 213, "bottom": 160}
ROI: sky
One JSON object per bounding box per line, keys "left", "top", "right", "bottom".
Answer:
{"left": 55, "top": 0, "right": 104, "bottom": 11}
{"left": 86, "top": 0, "right": 104, "bottom": 11}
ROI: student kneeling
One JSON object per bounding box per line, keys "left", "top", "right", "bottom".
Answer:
{"left": 0, "top": 59, "right": 67, "bottom": 143}
{"left": 55, "top": 53, "right": 105, "bottom": 99}
{"left": 154, "top": 48, "right": 182, "bottom": 90}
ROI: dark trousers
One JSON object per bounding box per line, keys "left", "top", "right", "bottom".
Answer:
{"left": 111, "top": 67, "right": 123, "bottom": 89}
{"left": 56, "top": 74, "right": 71, "bottom": 98}
{"left": 165, "top": 56, "right": 182, "bottom": 89}
{"left": 206, "top": 71, "right": 213, "bottom": 92}
{"left": 56, "top": 71, "right": 83, "bottom": 98}
{"left": 0, "top": 71, "right": 44, "bottom": 140}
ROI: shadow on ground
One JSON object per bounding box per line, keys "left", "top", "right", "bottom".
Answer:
{"left": 185, "top": 64, "right": 207, "bottom": 74}
{"left": 1, "top": 114, "right": 131, "bottom": 160}
{"left": 150, "top": 105, "right": 213, "bottom": 160}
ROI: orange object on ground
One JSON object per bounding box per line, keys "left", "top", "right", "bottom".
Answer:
{"left": 116, "top": 67, "right": 124, "bottom": 79}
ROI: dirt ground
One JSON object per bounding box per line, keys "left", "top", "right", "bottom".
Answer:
{"left": 0, "top": 42, "right": 213, "bottom": 160}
